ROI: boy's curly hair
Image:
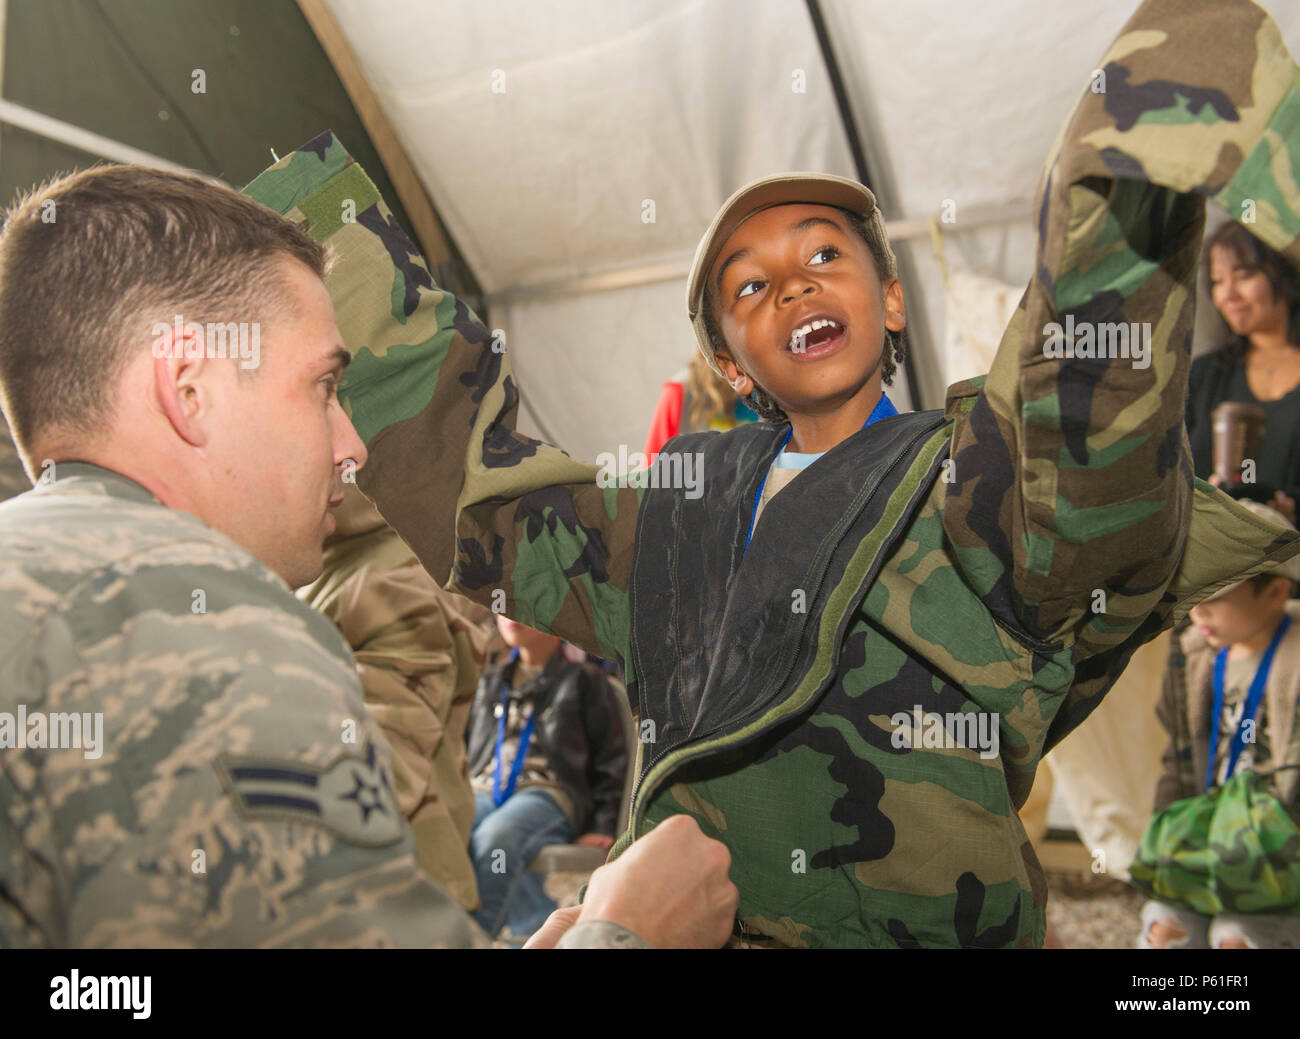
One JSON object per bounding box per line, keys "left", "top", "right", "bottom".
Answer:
{"left": 699, "top": 208, "right": 907, "bottom": 423}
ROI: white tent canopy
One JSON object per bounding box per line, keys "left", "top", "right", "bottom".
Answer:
{"left": 324, "top": 0, "right": 1300, "bottom": 461}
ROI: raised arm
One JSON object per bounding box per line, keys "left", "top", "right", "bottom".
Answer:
{"left": 944, "top": 0, "right": 1300, "bottom": 655}
{"left": 243, "top": 138, "right": 640, "bottom": 674}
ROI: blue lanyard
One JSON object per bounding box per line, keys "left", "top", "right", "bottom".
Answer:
{"left": 1206, "top": 613, "right": 1290, "bottom": 791}
{"left": 743, "top": 393, "right": 897, "bottom": 555}
{"left": 492, "top": 648, "right": 538, "bottom": 806}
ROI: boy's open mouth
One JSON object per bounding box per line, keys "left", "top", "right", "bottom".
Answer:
{"left": 785, "top": 315, "right": 846, "bottom": 358}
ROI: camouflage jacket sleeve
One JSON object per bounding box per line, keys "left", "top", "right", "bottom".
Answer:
{"left": 944, "top": 0, "right": 1300, "bottom": 655}
{"left": 556, "top": 920, "right": 649, "bottom": 949}
{"left": 243, "top": 144, "right": 641, "bottom": 679}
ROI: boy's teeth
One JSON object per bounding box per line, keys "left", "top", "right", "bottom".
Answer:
{"left": 789, "top": 318, "right": 840, "bottom": 349}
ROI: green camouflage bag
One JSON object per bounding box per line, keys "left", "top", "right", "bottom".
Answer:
{"left": 1130, "top": 767, "right": 1300, "bottom": 916}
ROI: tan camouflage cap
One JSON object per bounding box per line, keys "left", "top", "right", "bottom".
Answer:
{"left": 686, "top": 172, "right": 897, "bottom": 378}
{"left": 1205, "top": 500, "right": 1300, "bottom": 600}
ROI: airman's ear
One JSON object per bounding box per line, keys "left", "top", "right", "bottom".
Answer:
{"left": 150, "top": 321, "right": 210, "bottom": 448}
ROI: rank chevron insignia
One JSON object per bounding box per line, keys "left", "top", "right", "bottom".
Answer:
{"left": 216, "top": 742, "right": 405, "bottom": 847}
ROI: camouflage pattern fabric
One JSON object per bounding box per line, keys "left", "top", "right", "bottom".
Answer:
{"left": 297, "top": 482, "right": 501, "bottom": 911}
{"left": 1130, "top": 768, "right": 1300, "bottom": 916}
{"left": 242, "top": 0, "right": 1300, "bottom": 947}
{"left": 0, "top": 464, "right": 480, "bottom": 947}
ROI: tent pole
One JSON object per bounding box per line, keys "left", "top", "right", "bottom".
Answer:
{"left": 805, "top": 0, "right": 925, "bottom": 410}
{"left": 0, "top": 99, "right": 221, "bottom": 182}
{"left": 484, "top": 203, "right": 1028, "bottom": 308}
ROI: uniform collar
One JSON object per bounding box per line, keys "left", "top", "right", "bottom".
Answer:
{"left": 35, "top": 461, "right": 163, "bottom": 507}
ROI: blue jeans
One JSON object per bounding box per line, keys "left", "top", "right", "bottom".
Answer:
{"left": 470, "top": 788, "right": 572, "bottom": 940}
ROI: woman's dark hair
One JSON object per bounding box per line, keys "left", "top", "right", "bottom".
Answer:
{"left": 1204, "top": 222, "right": 1300, "bottom": 362}
{"left": 700, "top": 208, "right": 908, "bottom": 423}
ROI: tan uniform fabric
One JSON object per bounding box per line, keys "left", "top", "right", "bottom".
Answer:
{"left": 299, "top": 483, "right": 502, "bottom": 910}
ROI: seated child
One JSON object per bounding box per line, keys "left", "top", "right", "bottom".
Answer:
{"left": 465, "top": 617, "right": 627, "bottom": 941}
{"left": 1140, "top": 502, "right": 1300, "bottom": 949}
{"left": 243, "top": 0, "right": 1300, "bottom": 946}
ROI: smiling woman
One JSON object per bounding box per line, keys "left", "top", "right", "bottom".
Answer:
{"left": 1187, "top": 222, "right": 1300, "bottom": 523}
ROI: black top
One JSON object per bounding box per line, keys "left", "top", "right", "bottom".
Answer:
{"left": 464, "top": 651, "right": 627, "bottom": 835}
{"left": 1186, "top": 349, "right": 1300, "bottom": 502}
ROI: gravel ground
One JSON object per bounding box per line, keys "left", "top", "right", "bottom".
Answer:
{"left": 542, "top": 862, "right": 1144, "bottom": 949}
{"left": 1046, "top": 870, "right": 1145, "bottom": 949}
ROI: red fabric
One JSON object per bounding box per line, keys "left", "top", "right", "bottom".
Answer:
{"left": 643, "top": 380, "right": 684, "bottom": 460}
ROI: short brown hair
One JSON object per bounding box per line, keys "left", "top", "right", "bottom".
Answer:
{"left": 0, "top": 164, "right": 326, "bottom": 464}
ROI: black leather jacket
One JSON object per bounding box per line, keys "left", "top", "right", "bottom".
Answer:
{"left": 466, "top": 652, "right": 627, "bottom": 835}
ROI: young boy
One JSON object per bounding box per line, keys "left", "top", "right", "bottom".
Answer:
{"left": 1141, "top": 502, "right": 1300, "bottom": 949}
{"left": 465, "top": 618, "right": 627, "bottom": 941}
{"left": 244, "top": 0, "right": 1300, "bottom": 946}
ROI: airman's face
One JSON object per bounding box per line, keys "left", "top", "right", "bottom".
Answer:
{"left": 707, "top": 203, "right": 904, "bottom": 416}
{"left": 202, "top": 259, "right": 366, "bottom": 588}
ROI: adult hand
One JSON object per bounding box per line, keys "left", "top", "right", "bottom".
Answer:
{"left": 523, "top": 905, "right": 583, "bottom": 949}
{"left": 574, "top": 832, "right": 615, "bottom": 851}
{"left": 1272, "top": 491, "right": 1296, "bottom": 527}
{"left": 577, "top": 814, "right": 737, "bottom": 948}
{"left": 1208, "top": 473, "right": 1224, "bottom": 489}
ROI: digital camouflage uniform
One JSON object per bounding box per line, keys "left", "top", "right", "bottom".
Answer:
{"left": 0, "top": 464, "right": 476, "bottom": 947}
{"left": 0, "top": 464, "right": 638, "bottom": 947}
{"left": 243, "top": 0, "right": 1300, "bottom": 947}
{"left": 297, "top": 481, "right": 501, "bottom": 910}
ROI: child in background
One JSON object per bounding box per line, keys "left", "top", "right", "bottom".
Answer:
{"left": 246, "top": 0, "right": 1300, "bottom": 946}
{"left": 643, "top": 350, "right": 758, "bottom": 460}
{"left": 1141, "top": 502, "right": 1300, "bottom": 949}
{"left": 465, "top": 617, "right": 627, "bottom": 942}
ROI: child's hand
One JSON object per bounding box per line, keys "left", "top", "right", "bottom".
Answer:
{"left": 574, "top": 833, "right": 615, "bottom": 851}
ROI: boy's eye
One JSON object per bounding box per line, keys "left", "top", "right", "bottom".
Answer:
{"left": 321, "top": 376, "right": 340, "bottom": 400}
{"left": 809, "top": 245, "right": 839, "bottom": 265}
{"left": 736, "top": 279, "right": 764, "bottom": 300}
